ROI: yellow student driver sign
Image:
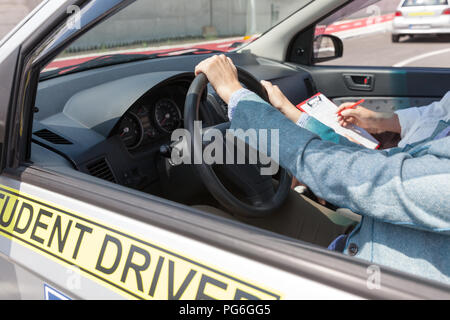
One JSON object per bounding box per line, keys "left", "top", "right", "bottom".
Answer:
{"left": 0, "top": 185, "right": 281, "bottom": 300}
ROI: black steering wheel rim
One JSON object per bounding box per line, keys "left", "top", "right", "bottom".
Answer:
{"left": 184, "top": 67, "right": 291, "bottom": 218}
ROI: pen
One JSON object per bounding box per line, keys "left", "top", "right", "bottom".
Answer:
{"left": 338, "top": 99, "right": 365, "bottom": 116}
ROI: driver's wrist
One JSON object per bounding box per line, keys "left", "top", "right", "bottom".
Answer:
{"left": 281, "top": 103, "right": 303, "bottom": 123}
{"left": 217, "top": 82, "right": 244, "bottom": 105}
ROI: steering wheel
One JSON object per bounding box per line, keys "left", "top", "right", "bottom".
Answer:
{"left": 184, "top": 67, "right": 291, "bottom": 218}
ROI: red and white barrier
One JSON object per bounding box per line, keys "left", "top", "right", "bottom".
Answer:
{"left": 317, "top": 13, "right": 394, "bottom": 36}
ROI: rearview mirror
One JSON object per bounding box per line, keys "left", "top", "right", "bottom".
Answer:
{"left": 313, "top": 34, "right": 343, "bottom": 63}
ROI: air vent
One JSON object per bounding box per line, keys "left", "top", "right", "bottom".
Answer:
{"left": 86, "top": 158, "right": 116, "bottom": 183}
{"left": 34, "top": 129, "right": 73, "bottom": 145}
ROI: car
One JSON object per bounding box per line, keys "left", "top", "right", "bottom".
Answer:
{"left": 0, "top": 0, "right": 449, "bottom": 300}
{"left": 392, "top": 0, "right": 450, "bottom": 42}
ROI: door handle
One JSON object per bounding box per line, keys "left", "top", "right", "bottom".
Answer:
{"left": 343, "top": 74, "right": 375, "bottom": 91}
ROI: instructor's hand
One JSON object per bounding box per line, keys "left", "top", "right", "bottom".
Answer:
{"left": 195, "top": 55, "right": 243, "bottom": 104}
{"left": 336, "top": 104, "right": 401, "bottom": 134}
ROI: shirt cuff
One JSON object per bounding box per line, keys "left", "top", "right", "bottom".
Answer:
{"left": 395, "top": 107, "right": 421, "bottom": 139}
{"left": 228, "top": 88, "right": 254, "bottom": 120}
{"left": 296, "top": 113, "right": 310, "bottom": 128}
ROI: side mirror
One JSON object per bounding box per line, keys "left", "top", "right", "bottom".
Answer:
{"left": 313, "top": 34, "right": 343, "bottom": 63}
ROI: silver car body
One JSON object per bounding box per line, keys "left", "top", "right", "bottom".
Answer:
{"left": 0, "top": 0, "right": 449, "bottom": 300}
{"left": 392, "top": 0, "right": 450, "bottom": 36}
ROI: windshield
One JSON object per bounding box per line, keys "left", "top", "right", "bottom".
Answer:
{"left": 42, "top": 0, "right": 309, "bottom": 77}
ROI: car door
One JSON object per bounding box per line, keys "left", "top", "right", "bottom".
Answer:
{"left": 0, "top": 0, "right": 449, "bottom": 301}
{"left": 302, "top": 65, "right": 450, "bottom": 120}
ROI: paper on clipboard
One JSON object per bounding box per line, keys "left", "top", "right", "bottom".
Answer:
{"left": 297, "top": 93, "right": 380, "bottom": 149}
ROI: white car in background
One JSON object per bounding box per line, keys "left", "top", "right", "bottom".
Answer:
{"left": 392, "top": 0, "right": 450, "bottom": 42}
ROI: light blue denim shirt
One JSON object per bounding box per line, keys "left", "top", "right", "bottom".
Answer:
{"left": 228, "top": 91, "right": 450, "bottom": 285}
{"left": 228, "top": 89, "right": 354, "bottom": 146}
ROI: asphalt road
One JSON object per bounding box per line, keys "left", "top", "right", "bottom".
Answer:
{"left": 320, "top": 31, "right": 450, "bottom": 68}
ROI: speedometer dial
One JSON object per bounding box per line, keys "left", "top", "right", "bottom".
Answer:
{"left": 118, "top": 112, "right": 143, "bottom": 150}
{"left": 154, "top": 98, "right": 182, "bottom": 133}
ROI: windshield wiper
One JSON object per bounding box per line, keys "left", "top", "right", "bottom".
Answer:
{"left": 39, "top": 48, "right": 224, "bottom": 81}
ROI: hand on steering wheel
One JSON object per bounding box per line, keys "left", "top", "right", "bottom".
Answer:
{"left": 184, "top": 55, "right": 291, "bottom": 218}
{"left": 194, "top": 54, "right": 243, "bottom": 105}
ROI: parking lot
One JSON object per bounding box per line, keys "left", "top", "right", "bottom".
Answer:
{"left": 1, "top": 1, "right": 449, "bottom": 70}
{"left": 322, "top": 31, "right": 450, "bottom": 68}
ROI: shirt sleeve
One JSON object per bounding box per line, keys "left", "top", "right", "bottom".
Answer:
{"left": 227, "top": 88, "right": 254, "bottom": 120}
{"left": 229, "top": 90, "right": 355, "bottom": 146}
{"left": 230, "top": 92, "right": 450, "bottom": 234}
{"left": 395, "top": 92, "right": 450, "bottom": 141}
{"left": 295, "top": 113, "right": 310, "bottom": 127}
{"left": 395, "top": 107, "right": 423, "bottom": 139}
{"left": 296, "top": 113, "right": 356, "bottom": 146}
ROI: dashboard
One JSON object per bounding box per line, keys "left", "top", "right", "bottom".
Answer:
{"left": 32, "top": 52, "right": 314, "bottom": 196}
{"left": 112, "top": 82, "right": 189, "bottom": 152}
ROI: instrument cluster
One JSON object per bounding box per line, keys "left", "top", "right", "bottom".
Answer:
{"left": 114, "top": 83, "right": 187, "bottom": 151}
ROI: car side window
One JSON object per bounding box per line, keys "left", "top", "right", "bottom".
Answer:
{"left": 313, "top": 0, "right": 450, "bottom": 68}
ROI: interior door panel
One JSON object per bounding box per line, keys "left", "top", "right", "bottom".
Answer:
{"left": 291, "top": 65, "right": 450, "bottom": 112}
{"left": 285, "top": 64, "right": 449, "bottom": 149}
{"left": 332, "top": 96, "right": 440, "bottom": 113}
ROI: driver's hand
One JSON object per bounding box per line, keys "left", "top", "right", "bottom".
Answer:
{"left": 260, "top": 80, "right": 303, "bottom": 123}
{"left": 195, "top": 55, "right": 243, "bottom": 105}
